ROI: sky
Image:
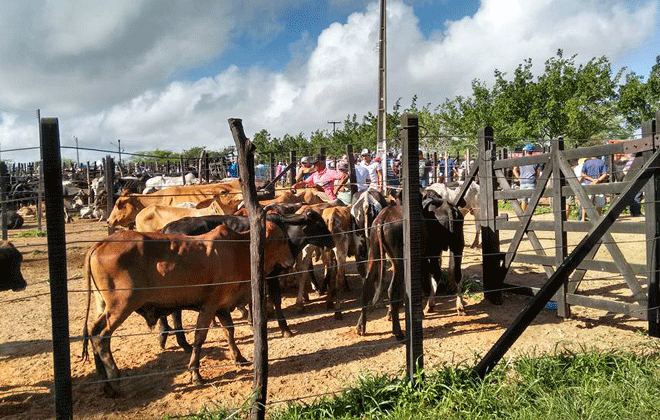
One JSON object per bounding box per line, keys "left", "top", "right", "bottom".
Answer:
{"left": 0, "top": 0, "right": 658, "bottom": 164}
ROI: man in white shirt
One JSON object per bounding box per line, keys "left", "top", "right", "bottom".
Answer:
{"left": 359, "top": 149, "right": 382, "bottom": 192}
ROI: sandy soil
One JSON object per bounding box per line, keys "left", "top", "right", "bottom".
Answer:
{"left": 0, "top": 213, "right": 655, "bottom": 419}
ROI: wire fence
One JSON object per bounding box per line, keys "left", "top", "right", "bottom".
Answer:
{"left": 1, "top": 118, "right": 659, "bottom": 418}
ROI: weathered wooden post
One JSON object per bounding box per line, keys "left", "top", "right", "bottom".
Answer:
{"left": 41, "top": 118, "right": 73, "bottom": 419}
{"left": 479, "top": 127, "right": 503, "bottom": 304}
{"left": 401, "top": 113, "right": 424, "bottom": 384}
{"left": 269, "top": 152, "right": 276, "bottom": 182}
{"left": 552, "top": 138, "right": 569, "bottom": 317}
{"left": 229, "top": 118, "right": 268, "bottom": 420}
{"left": 644, "top": 114, "right": 660, "bottom": 337}
{"left": 289, "top": 150, "right": 297, "bottom": 186}
{"left": 105, "top": 156, "right": 115, "bottom": 235}
{"left": 346, "top": 145, "right": 358, "bottom": 198}
{"left": 432, "top": 152, "right": 438, "bottom": 184}
{"left": 1, "top": 162, "right": 8, "bottom": 241}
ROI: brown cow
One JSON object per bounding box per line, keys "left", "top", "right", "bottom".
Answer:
{"left": 107, "top": 180, "right": 243, "bottom": 228}
{"left": 134, "top": 201, "right": 224, "bottom": 232}
{"left": 81, "top": 222, "right": 294, "bottom": 396}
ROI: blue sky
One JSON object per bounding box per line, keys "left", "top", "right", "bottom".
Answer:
{"left": 0, "top": 0, "right": 658, "bottom": 163}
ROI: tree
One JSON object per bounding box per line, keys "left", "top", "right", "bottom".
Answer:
{"left": 619, "top": 55, "right": 660, "bottom": 130}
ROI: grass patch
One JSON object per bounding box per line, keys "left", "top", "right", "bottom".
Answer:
{"left": 16, "top": 230, "right": 47, "bottom": 238}
{"left": 178, "top": 349, "right": 660, "bottom": 419}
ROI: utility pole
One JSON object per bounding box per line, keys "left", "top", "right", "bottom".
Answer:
{"left": 377, "top": 0, "right": 388, "bottom": 191}
{"left": 327, "top": 121, "right": 341, "bottom": 132}
{"left": 117, "top": 139, "right": 122, "bottom": 165}
{"left": 74, "top": 136, "right": 79, "bottom": 166}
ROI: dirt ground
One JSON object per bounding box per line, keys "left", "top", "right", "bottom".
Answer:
{"left": 0, "top": 212, "right": 655, "bottom": 419}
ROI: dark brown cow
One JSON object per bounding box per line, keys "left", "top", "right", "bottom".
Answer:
{"left": 0, "top": 241, "right": 26, "bottom": 292}
{"left": 81, "top": 222, "right": 294, "bottom": 396}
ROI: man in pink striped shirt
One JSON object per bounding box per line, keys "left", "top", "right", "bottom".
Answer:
{"left": 291, "top": 154, "right": 348, "bottom": 200}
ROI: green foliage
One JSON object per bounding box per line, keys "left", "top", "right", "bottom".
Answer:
{"left": 17, "top": 230, "right": 47, "bottom": 237}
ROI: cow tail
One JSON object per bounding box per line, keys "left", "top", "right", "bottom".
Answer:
{"left": 81, "top": 244, "right": 97, "bottom": 363}
{"left": 371, "top": 219, "right": 386, "bottom": 306}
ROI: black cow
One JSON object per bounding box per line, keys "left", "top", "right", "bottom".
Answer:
{"left": 355, "top": 196, "right": 464, "bottom": 341}
{"left": 157, "top": 209, "right": 334, "bottom": 351}
{"left": 0, "top": 241, "right": 26, "bottom": 292}
{"left": 1, "top": 211, "right": 24, "bottom": 229}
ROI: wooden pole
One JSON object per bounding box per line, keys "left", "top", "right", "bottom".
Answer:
{"left": 105, "top": 156, "right": 115, "bottom": 235}
{"left": 552, "top": 138, "right": 569, "bottom": 317}
{"left": 401, "top": 114, "right": 424, "bottom": 384}
{"left": 644, "top": 115, "right": 660, "bottom": 337}
{"left": 228, "top": 118, "right": 268, "bottom": 420}
{"left": 41, "top": 118, "right": 73, "bottom": 419}
{"left": 289, "top": 150, "right": 297, "bottom": 186}
{"left": 1, "top": 162, "right": 8, "bottom": 241}
{"left": 346, "top": 145, "right": 358, "bottom": 198}
{"left": 479, "top": 127, "right": 504, "bottom": 304}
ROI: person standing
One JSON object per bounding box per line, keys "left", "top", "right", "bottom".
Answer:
{"left": 419, "top": 151, "right": 430, "bottom": 187}
{"left": 513, "top": 144, "right": 540, "bottom": 212}
{"left": 359, "top": 149, "right": 382, "bottom": 192}
{"left": 581, "top": 155, "right": 608, "bottom": 220}
{"left": 227, "top": 156, "right": 239, "bottom": 178}
{"left": 296, "top": 156, "right": 315, "bottom": 183}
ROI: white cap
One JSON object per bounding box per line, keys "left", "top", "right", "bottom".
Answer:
{"left": 301, "top": 156, "right": 310, "bottom": 164}
{"left": 361, "top": 148, "right": 370, "bottom": 156}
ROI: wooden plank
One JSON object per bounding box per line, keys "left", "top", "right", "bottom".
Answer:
{"left": 552, "top": 139, "right": 569, "bottom": 317}
{"left": 474, "top": 145, "right": 660, "bottom": 378}
{"left": 556, "top": 151, "right": 646, "bottom": 304}
{"left": 496, "top": 220, "right": 646, "bottom": 234}
{"left": 512, "top": 253, "right": 646, "bottom": 275}
{"left": 565, "top": 294, "right": 648, "bottom": 320}
{"left": 450, "top": 159, "right": 479, "bottom": 207}
{"left": 105, "top": 156, "right": 115, "bottom": 235}
{"left": 495, "top": 182, "right": 629, "bottom": 200}
{"left": 229, "top": 118, "right": 268, "bottom": 420}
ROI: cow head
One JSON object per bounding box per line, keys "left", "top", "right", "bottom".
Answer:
{"left": 265, "top": 221, "right": 296, "bottom": 271}
{"left": 299, "top": 209, "right": 335, "bottom": 250}
{"left": 0, "top": 241, "right": 27, "bottom": 292}
{"left": 107, "top": 193, "right": 144, "bottom": 228}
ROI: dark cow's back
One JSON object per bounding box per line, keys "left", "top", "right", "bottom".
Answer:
{"left": 1, "top": 211, "right": 24, "bottom": 229}
{"left": 0, "top": 241, "right": 26, "bottom": 292}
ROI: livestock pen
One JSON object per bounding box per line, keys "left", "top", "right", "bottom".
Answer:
{"left": 1, "top": 113, "right": 659, "bottom": 419}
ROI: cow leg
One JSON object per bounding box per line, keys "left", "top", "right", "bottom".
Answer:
{"left": 295, "top": 248, "right": 314, "bottom": 312}
{"left": 355, "top": 260, "right": 378, "bottom": 336}
{"left": 267, "top": 273, "right": 294, "bottom": 337}
{"left": 188, "top": 308, "right": 214, "bottom": 385}
{"left": 332, "top": 244, "right": 349, "bottom": 320}
{"left": 90, "top": 307, "right": 133, "bottom": 397}
{"left": 470, "top": 209, "right": 481, "bottom": 248}
{"left": 215, "top": 310, "right": 248, "bottom": 365}
{"left": 449, "top": 249, "right": 466, "bottom": 316}
{"left": 171, "top": 311, "right": 193, "bottom": 353}
{"left": 158, "top": 316, "right": 172, "bottom": 349}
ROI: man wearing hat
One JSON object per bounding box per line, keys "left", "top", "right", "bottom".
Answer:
{"left": 291, "top": 153, "right": 348, "bottom": 200}
{"left": 513, "top": 144, "right": 540, "bottom": 212}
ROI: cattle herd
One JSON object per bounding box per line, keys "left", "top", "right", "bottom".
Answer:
{"left": 2, "top": 173, "right": 480, "bottom": 397}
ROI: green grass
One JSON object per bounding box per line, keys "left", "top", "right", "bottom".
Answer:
{"left": 16, "top": 230, "right": 47, "bottom": 237}
{"left": 177, "top": 349, "right": 660, "bottom": 419}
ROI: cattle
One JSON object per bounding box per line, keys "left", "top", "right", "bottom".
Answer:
{"left": 351, "top": 189, "right": 390, "bottom": 241}
{"left": 144, "top": 173, "right": 198, "bottom": 190}
{"left": 426, "top": 181, "right": 480, "bottom": 248}
{"left": 355, "top": 196, "right": 464, "bottom": 341}
{"left": 81, "top": 222, "right": 294, "bottom": 397}
{"left": 107, "top": 180, "right": 242, "bottom": 228}
{"left": 158, "top": 209, "right": 335, "bottom": 349}
{"left": 134, "top": 201, "right": 224, "bottom": 232}
{"left": 0, "top": 241, "right": 26, "bottom": 292}
{"left": 1, "top": 210, "right": 24, "bottom": 229}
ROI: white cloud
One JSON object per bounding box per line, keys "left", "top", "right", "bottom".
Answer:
{"left": 0, "top": 0, "right": 658, "bottom": 164}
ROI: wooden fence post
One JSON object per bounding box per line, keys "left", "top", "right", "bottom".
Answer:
{"left": 105, "top": 156, "right": 115, "bottom": 235}
{"left": 346, "top": 145, "right": 358, "bottom": 198}
{"left": 229, "top": 118, "right": 268, "bottom": 420}
{"left": 479, "top": 127, "right": 503, "bottom": 304}
{"left": 289, "top": 150, "right": 297, "bottom": 186}
{"left": 401, "top": 113, "right": 424, "bottom": 384}
{"left": 1, "top": 162, "right": 8, "bottom": 241}
{"left": 269, "top": 152, "right": 275, "bottom": 182}
{"left": 644, "top": 114, "right": 660, "bottom": 337}
{"left": 41, "top": 118, "right": 73, "bottom": 419}
{"left": 552, "top": 138, "right": 569, "bottom": 317}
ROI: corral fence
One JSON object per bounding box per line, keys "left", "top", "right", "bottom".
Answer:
{"left": 1, "top": 111, "right": 659, "bottom": 419}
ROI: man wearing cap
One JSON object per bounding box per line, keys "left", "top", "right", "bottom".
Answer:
{"left": 358, "top": 149, "right": 382, "bottom": 192}
{"left": 291, "top": 154, "right": 348, "bottom": 200}
{"left": 513, "top": 144, "right": 540, "bottom": 212}
{"left": 581, "top": 155, "right": 608, "bottom": 220}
